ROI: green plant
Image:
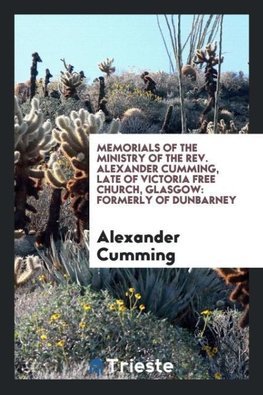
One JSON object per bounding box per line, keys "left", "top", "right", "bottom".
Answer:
{"left": 15, "top": 283, "right": 210, "bottom": 379}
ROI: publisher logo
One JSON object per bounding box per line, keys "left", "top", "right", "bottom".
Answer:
{"left": 88, "top": 358, "right": 104, "bottom": 376}
{"left": 87, "top": 358, "right": 174, "bottom": 376}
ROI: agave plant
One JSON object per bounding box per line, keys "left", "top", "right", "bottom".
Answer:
{"left": 37, "top": 231, "right": 112, "bottom": 290}
{"left": 38, "top": 233, "right": 224, "bottom": 326}
{"left": 107, "top": 267, "right": 223, "bottom": 324}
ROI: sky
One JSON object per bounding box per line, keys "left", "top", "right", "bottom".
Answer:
{"left": 14, "top": 14, "right": 249, "bottom": 84}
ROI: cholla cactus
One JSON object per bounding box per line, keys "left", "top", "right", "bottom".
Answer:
{"left": 14, "top": 255, "right": 42, "bottom": 286}
{"left": 214, "top": 268, "right": 249, "bottom": 328}
{"left": 44, "top": 68, "right": 53, "bottom": 97}
{"left": 14, "top": 97, "right": 56, "bottom": 232}
{"left": 206, "top": 118, "right": 238, "bottom": 135}
{"left": 30, "top": 52, "right": 42, "bottom": 100}
{"left": 239, "top": 123, "right": 249, "bottom": 134}
{"left": 207, "top": 119, "right": 229, "bottom": 134}
{"left": 194, "top": 42, "right": 223, "bottom": 66}
{"left": 194, "top": 42, "right": 224, "bottom": 124}
{"left": 59, "top": 71, "right": 83, "bottom": 99}
{"left": 43, "top": 108, "right": 120, "bottom": 243}
{"left": 120, "top": 108, "right": 157, "bottom": 134}
{"left": 98, "top": 57, "right": 115, "bottom": 77}
{"left": 181, "top": 64, "right": 197, "bottom": 81}
{"left": 14, "top": 229, "right": 25, "bottom": 239}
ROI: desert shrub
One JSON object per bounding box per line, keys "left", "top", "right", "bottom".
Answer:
{"left": 196, "top": 308, "right": 249, "bottom": 380}
{"left": 120, "top": 108, "right": 160, "bottom": 133}
{"left": 220, "top": 71, "right": 249, "bottom": 98}
{"left": 106, "top": 71, "right": 144, "bottom": 91}
{"left": 105, "top": 71, "right": 202, "bottom": 100}
{"left": 18, "top": 71, "right": 248, "bottom": 134}
{"left": 15, "top": 281, "right": 52, "bottom": 324}
{"left": 166, "top": 98, "right": 206, "bottom": 132}
{"left": 20, "top": 97, "right": 89, "bottom": 128}
{"left": 27, "top": 184, "right": 75, "bottom": 234}
{"left": 107, "top": 83, "right": 164, "bottom": 119}
{"left": 15, "top": 284, "right": 210, "bottom": 380}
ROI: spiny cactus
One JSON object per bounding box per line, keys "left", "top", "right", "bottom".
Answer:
{"left": 194, "top": 42, "right": 224, "bottom": 124}
{"left": 43, "top": 108, "right": 120, "bottom": 243}
{"left": 30, "top": 52, "right": 42, "bottom": 100}
{"left": 120, "top": 108, "right": 157, "bottom": 134}
{"left": 59, "top": 71, "right": 83, "bottom": 99}
{"left": 14, "top": 96, "right": 56, "bottom": 232}
{"left": 98, "top": 57, "right": 115, "bottom": 77}
{"left": 44, "top": 68, "right": 53, "bottom": 97}
{"left": 239, "top": 122, "right": 249, "bottom": 134}
{"left": 181, "top": 64, "right": 197, "bottom": 81}
{"left": 14, "top": 255, "right": 42, "bottom": 286}
{"left": 214, "top": 268, "right": 249, "bottom": 328}
{"left": 206, "top": 119, "right": 243, "bottom": 134}
{"left": 140, "top": 71, "right": 157, "bottom": 95}
{"left": 14, "top": 229, "right": 25, "bottom": 239}
{"left": 60, "top": 57, "right": 74, "bottom": 73}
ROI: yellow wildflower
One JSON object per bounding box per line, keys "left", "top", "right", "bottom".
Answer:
{"left": 119, "top": 305, "right": 127, "bottom": 312}
{"left": 200, "top": 309, "right": 212, "bottom": 316}
{"left": 116, "top": 299, "right": 124, "bottom": 305}
{"left": 128, "top": 288, "right": 135, "bottom": 293}
{"left": 82, "top": 304, "right": 92, "bottom": 311}
{"left": 47, "top": 343, "right": 52, "bottom": 347}
{"left": 50, "top": 313, "right": 61, "bottom": 321}
{"left": 125, "top": 292, "right": 129, "bottom": 296}
{"left": 109, "top": 304, "right": 116, "bottom": 311}
{"left": 135, "top": 293, "right": 142, "bottom": 300}
{"left": 40, "top": 334, "right": 47, "bottom": 341}
{"left": 139, "top": 304, "right": 146, "bottom": 311}
{"left": 79, "top": 322, "right": 86, "bottom": 329}
{"left": 56, "top": 340, "right": 65, "bottom": 347}
{"left": 214, "top": 372, "right": 222, "bottom": 380}
{"left": 38, "top": 275, "right": 46, "bottom": 282}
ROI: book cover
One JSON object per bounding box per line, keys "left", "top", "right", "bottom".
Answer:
{"left": 3, "top": 0, "right": 262, "bottom": 390}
